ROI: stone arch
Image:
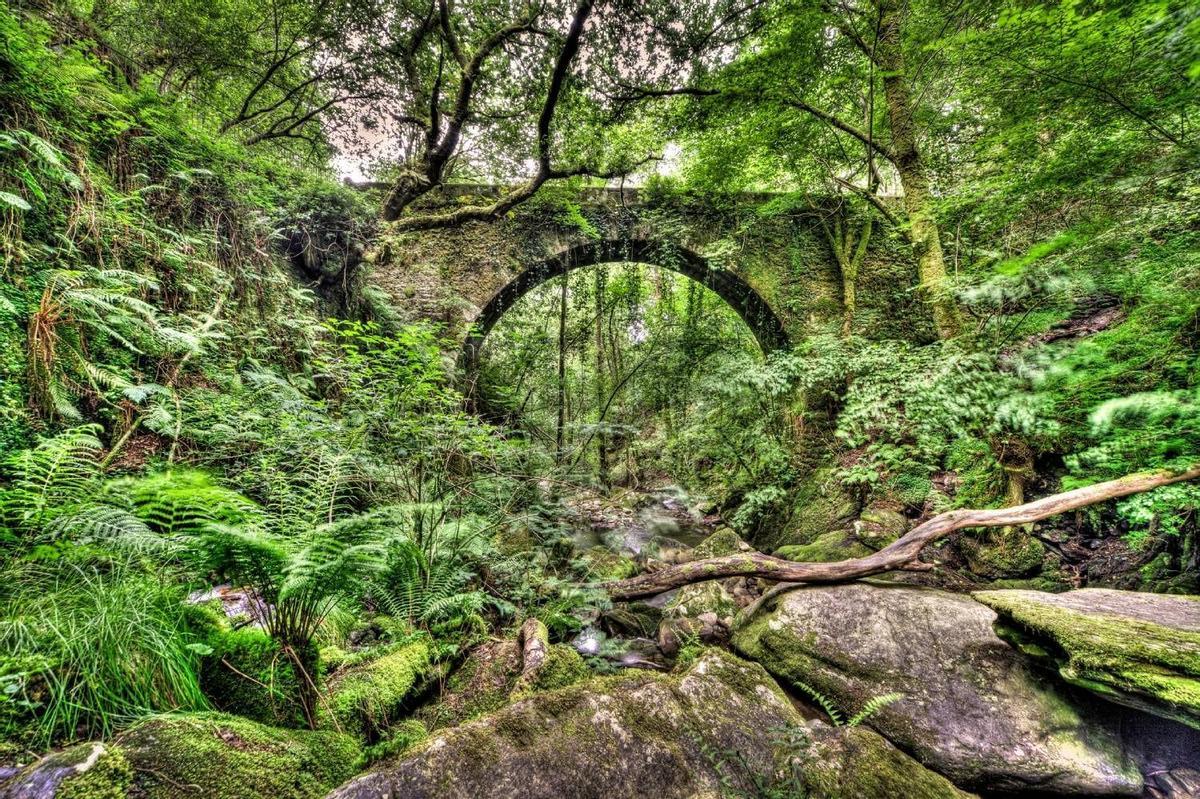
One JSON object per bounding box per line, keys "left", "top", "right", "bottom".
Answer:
{"left": 461, "top": 238, "right": 790, "bottom": 388}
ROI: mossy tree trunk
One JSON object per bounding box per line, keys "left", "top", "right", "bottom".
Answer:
{"left": 821, "top": 213, "right": 873, "bottom": 338}
{"left": 875, "top": 0, "right": 961, "bottom": 340}
{"left": 593, "top": 268, "right": 610, "bottom": 486}
{"left": 555, "top": 272, "right": 568, "bottom": 465}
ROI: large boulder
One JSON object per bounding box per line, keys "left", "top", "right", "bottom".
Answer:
{"left": 117, "top": 712, "right": 359, "bottom": 799}
{"left": 326, "top": 649, "right": 966, "bottom": 799}
{"left": 974, "top": 588, "right": 1200, "bottom": 730}
{"left": 732, "top": 581, "right": 1143, "bottom": 796}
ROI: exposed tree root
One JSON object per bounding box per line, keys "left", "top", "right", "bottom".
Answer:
{"left": 603, "top": 465, "right": 1200, "bottom": 601}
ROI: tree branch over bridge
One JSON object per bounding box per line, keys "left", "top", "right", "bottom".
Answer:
{"left": 602, "top": 464, "right": 1200, "bottom": 600}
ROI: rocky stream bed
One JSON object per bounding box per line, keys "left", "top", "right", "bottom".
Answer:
{"left": 3, "top": 489, "right": 1198, "bottom": 799}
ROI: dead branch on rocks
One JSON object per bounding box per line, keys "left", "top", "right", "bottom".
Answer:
{"left": 603, "top": 465, "right": 1200, "bottom": 601}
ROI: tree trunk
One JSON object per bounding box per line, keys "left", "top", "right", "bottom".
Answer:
{"left": 823, "top": 215, "right": 873, "bottom": 338}
{"left": 594, "top": 269, "right": 609, "bottom": 486}
{"left": 875, "top": 0, "right": 960, "bottom": 340}
{"left": 602, "top": 465, "right": 1200, "bottom": 600}
{"left": 555, "top": 273, "right": 568, "bottom": 465}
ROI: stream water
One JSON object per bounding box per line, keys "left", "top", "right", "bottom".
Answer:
{"left": 567, "top": 486, "right": 717, "bottom": 669}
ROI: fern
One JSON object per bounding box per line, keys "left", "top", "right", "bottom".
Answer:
{"left": 114, "top": 470, "right": 266, "bottom": 538}
{"left": 793, "top": 681, "right": 845, "bottom": 727}
{"left": 48, "top": 505, "right": 168, "bottom": 555}
{"left": 847, "top": 692, "right": 904, "bottom": 727}
{"left": 0, "top": 425, "right": 102, "bottom": 533}
{"left": 793, "top": 680, "right": 903, "bottom": 728}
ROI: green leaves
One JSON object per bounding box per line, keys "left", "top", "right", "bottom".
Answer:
{"left": 0, "top": 190, "right": 31, "bottom": 211}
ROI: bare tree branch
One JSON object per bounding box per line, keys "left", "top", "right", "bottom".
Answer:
{"left": 602, "top": 464, "right": 1200, "bottom": 600}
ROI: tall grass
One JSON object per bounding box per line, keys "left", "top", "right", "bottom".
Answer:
{"left": 0, "top": 560, "right": 209, "bottom": 745}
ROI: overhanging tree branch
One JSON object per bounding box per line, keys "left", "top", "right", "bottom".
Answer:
{"left": 390, "top": 0, "right": 612, "bottom": 232}
{"left": 782, "top": 96, "right": 898, "bottom": 164}
{"left": 602, "top": 464, "right": 1200, "bottom": 600}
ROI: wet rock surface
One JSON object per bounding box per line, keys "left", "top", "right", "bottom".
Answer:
{"left": 0, "top": 742, "right": 130, "bottom": 799}
{"left": 733, "top": 581, "right": 1144, "bottom": 796}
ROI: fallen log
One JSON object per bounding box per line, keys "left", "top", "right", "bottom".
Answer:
{"left": 603, "top": 464, "right": 1200, "bottom": 601}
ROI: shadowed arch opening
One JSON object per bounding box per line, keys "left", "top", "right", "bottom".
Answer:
{"left": 461, "top": 239, "right": 790, "bottom": 398}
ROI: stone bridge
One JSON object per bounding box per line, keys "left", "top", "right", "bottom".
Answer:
{"left": 362, "top": 185, "right": 929, "bottom": 375}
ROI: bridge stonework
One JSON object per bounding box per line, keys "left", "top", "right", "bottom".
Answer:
{"left": 364, "top": 186, "right": 930, "bottom": 361}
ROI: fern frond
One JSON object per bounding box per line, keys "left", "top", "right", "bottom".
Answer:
{"left": 48, "top": 505, "right": 175, "bottom": 556}
{"left": 794, "top": 680, "right": 845, "bottom": 727}
{"left": 1, "top": 425, "right": 102, "bottom": 531}
{"left": 847, "top": 693, "right": 904, "bottom": 727}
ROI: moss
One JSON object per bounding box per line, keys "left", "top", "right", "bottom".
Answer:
{"left": 803, "top": 725, "right": 972, "bottom": 799}
{"left": 418, "top": 640, "right": 523, "bottom": 730}
{"left": 856, "top": 506, "right": 909, "bottom": 549}
{"left": 200, "top": 626, "right": 310, "bottom": 729}
{"left": 960, "top": 526, "right": 1045, "bottom": 579}
{"left": 975, "top": 590, "right": 1200, "bottom": 729}
{"left": 692, "top": 528, "right": 752, "bottom": 559}
{"left": 118, "top": 712, "right": 360, "bottom": 799}
{"left": 56, "top": 746, "right": 133, "bottom": 799}
{"left": 775, "top": 531, "right": 871, "bottom": 563}
{"left": 578, "top": 546, "right": 638, "bottom": 580}
{"left": 779, "top": 467, "right": 859, "bottom": 549}
{"left": 885, "top": 473, "right": 934, "bottom": 510}
{"left": 319, "top": 640, "right": 432, "bottom": 740}
{"left": 529, "top": 645, "right": 590, "bottom": 692}
{"left": 319, "top": 644, "right": 351, "bottom": 673}
{"left": 986, "top": 575, "right": 1070, "bottom": 592}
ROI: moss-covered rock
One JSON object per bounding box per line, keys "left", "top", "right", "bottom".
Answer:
{"left": 419, "top": 640, "right": 523, "bottom": 730}
{"left": 778, "top": 467, "right": 859, "bottom": 549}
{"left": 327, "top": 650, "right": 803, "bottom": 799}
{"left": 775, "top": 530, "right": 871, "bottom": 563}
{"left": 958, "top": 526, "right": 1045, "bottom": 579}
{"left": 200, "top": 627, "right": 309, "bottom": 729}
{"left": 116, "top": 712, "right": 358, "bottom": 799}
{"left": 520, "top": 644, "right": 589, "bottom": 693}
{"left": 0, "top": 742, "right": 131, "bottom": 799}
{"left": 856, "top": 504, "right": 909, "bottom": 549}
{"left": 319, "top": 640, "right": 432, "bottom": 740}
{"left": 422, "top": 633, "right": 589, "bottom": 733}
{"left": 799, "top": 722, "right": 974, "bottom": 799}
{"left": 666, "top": 580, "right": 737, "bottom": 621}
{"left": 732, "top": 581, "right": 1142, "bottom": 796}
{"left": 578, "top": 546, "right": 638, "bottom": 580}
{"left": 691, "top": 527, "right": 753, "bottom": 559}
{"left": 657, "top": 580, "right": 739, "bottom": 655}
{"left": 974, "top": 588, "right": 1200, "bottom": 730}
